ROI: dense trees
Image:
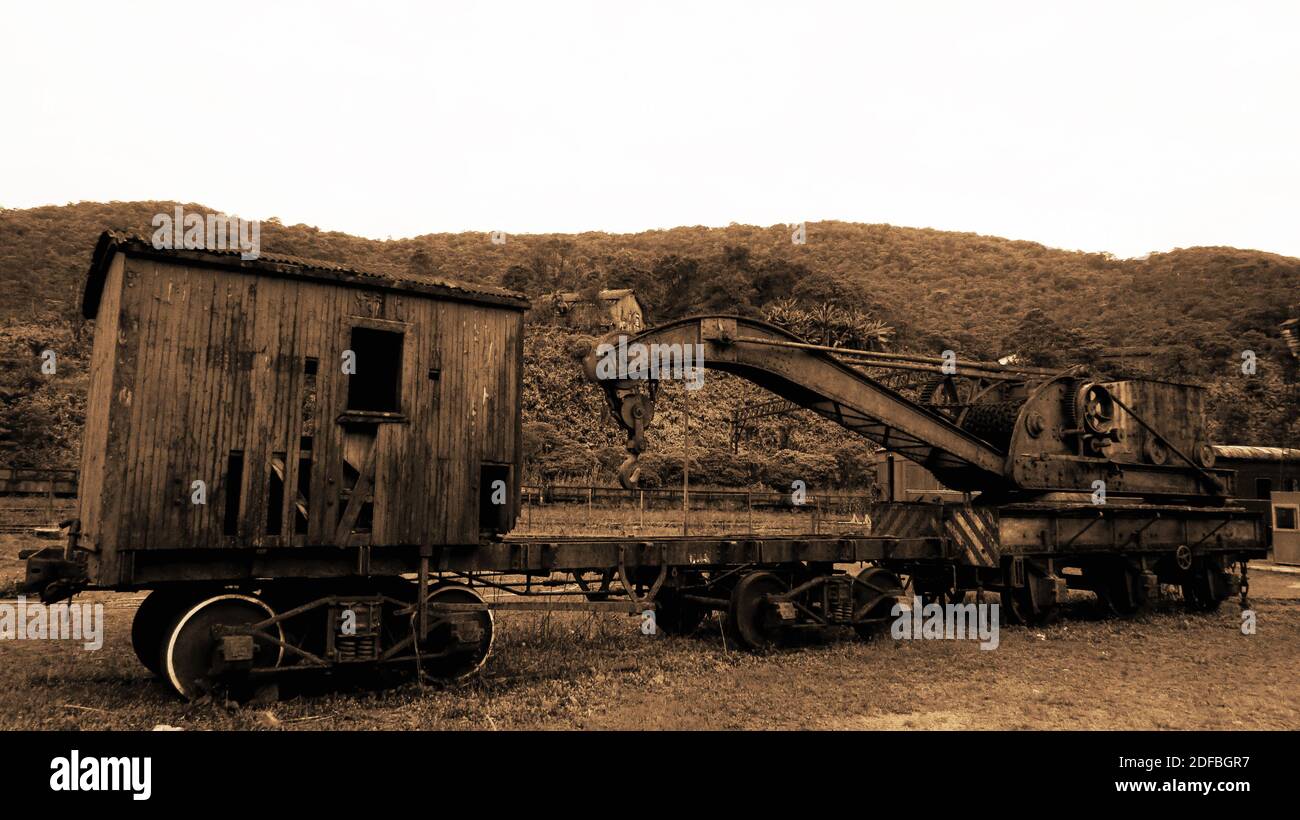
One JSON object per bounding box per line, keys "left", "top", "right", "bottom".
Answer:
{"left": 1000, "top": 308, "right": 1103, "bottom": 369}
{"left": 0, "top": 321, "right": 87, "bottom": 465}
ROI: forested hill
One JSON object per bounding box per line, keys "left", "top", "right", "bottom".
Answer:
{"left": 1, "top": 201, "right": 1297, "bottom": 471}
{"left": 4, "top": 200, "right": 1297, "bottom": 364}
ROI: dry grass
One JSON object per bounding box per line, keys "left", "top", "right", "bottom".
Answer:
{"left": 2, "top": 521, "right": 1299, "bottom": 730}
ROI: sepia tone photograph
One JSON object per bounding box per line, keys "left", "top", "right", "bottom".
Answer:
{"left": 0, "top": 0, "right": 1295, "bottom": 803}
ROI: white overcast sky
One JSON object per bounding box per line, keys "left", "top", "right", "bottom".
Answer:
{"left": 2, "top": 1, "right": 1297, "bottom": 257}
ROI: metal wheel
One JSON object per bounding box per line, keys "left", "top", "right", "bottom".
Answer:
{"left": 160, "top": 593, "right": 284, "bottom": 700}
{"left": 1087, "top": 561, "right": 1152, "bottom": 618}
{"left": 131, "top": 588, "right": 208, "bottom": 676}
{"left": 1181, "top": 560, "right": 1231, "bottom": 613}
{"left": 852, "top": 567, "right": 903, "bottom": 640}
{"left": 724, "top": 571, "right": 789, "bottom": 651}
{"left": 653, "top": 590, "right": 708, "bottom": 636}
{"left": 1001, "top": 584, "right": 1055, "bottom": 626}
{"left": 1000, "top": 566, "right": 1060, "bottom": 626}
{"left": 417, "top": 584, "right": 494, "bottom": 682}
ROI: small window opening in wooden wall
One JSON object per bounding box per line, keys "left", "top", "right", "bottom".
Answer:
{"left": 266, "top": 452, "right": 287, "bottom": 536}
{"left": 479, "top": 463, "right": 511, "bottom": 535}
{"left": 223, "top": 450, "right": 244, "bottom": 536}
{"left": 302, "top": 357, "right": 319, "bottom": 435}
{"left": 295, "top": 441, "right": 312, "bottom": 536}
{"left": 346, "top": 327, "right": 403, "bottom": 412}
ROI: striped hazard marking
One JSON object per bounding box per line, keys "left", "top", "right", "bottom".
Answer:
{"left": 943, "top": 506, "right": 1000, "bottom": 567}
{"left": 868, "top": 504, "right": 941, "bottom": 538}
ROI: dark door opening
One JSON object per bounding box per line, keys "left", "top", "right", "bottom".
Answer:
{"left": 1257, "top": 477, "right": 1273, "bottom": 500}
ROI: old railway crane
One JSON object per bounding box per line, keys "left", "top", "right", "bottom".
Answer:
{"left": 584, "top": 315, "right": 1265, "bottom": 631}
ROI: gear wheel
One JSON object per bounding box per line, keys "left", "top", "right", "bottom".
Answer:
{"left": 961, "top": 400, "right": 1022, "bottom": 448}
{"left": 1062, "top": 378, "right": 1083, "bottom": 429}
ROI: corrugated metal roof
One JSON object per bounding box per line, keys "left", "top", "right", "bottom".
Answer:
{"left": 1211, "top": 445, "right": 1300, "bottom": 463}
{"left": 82, "top": 230, "right": 529, "bottom": 318}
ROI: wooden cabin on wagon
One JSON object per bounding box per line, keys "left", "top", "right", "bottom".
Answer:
{"left": 76, "top": 231, "right": 528, "bottom": 588}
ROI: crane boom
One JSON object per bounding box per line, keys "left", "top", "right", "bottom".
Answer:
{"left": 584, "top": 315, "right": 1232, "bottom": 502}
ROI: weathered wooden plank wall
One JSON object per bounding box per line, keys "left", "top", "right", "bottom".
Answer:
{"left": 83, "top": 253, "right": 522, "bottom": 579}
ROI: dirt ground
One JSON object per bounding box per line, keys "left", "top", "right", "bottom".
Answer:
{"left": 1, "top": 532, "right": 1297, "bottom": 730}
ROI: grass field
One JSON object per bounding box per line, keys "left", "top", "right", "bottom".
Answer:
{"left": 2, "top": 523, "right": 1298, "bottom": 730}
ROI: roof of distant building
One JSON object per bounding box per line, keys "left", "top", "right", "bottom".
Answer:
{"left": 1212, "top": 445, "right": 1300, "bottom": 463}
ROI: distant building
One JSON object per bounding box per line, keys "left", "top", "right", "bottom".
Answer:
{"left": 1211, "top": 445, "right": 1300, "bottom": 565}
{"left": 1271, "top": 491, "right": 1300, "bottom": 566}
{"left": 1281, "top": 316, "right": 1299, "bottom": 359}
{"left": 873, "top": 451, "right": 966, "bottom": 503}
{"left": 1212, "top": 445, "right": 1300, "bottom": 500}
{"left": 549, "top": 289, "right": 644, "bottom": 332}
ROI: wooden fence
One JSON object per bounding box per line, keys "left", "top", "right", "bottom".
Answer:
{"left": 0, "top": 466, "right": 78, "bottom": 497}
{"left": 518, "top": 483, "right": 874, "bottom": 536}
